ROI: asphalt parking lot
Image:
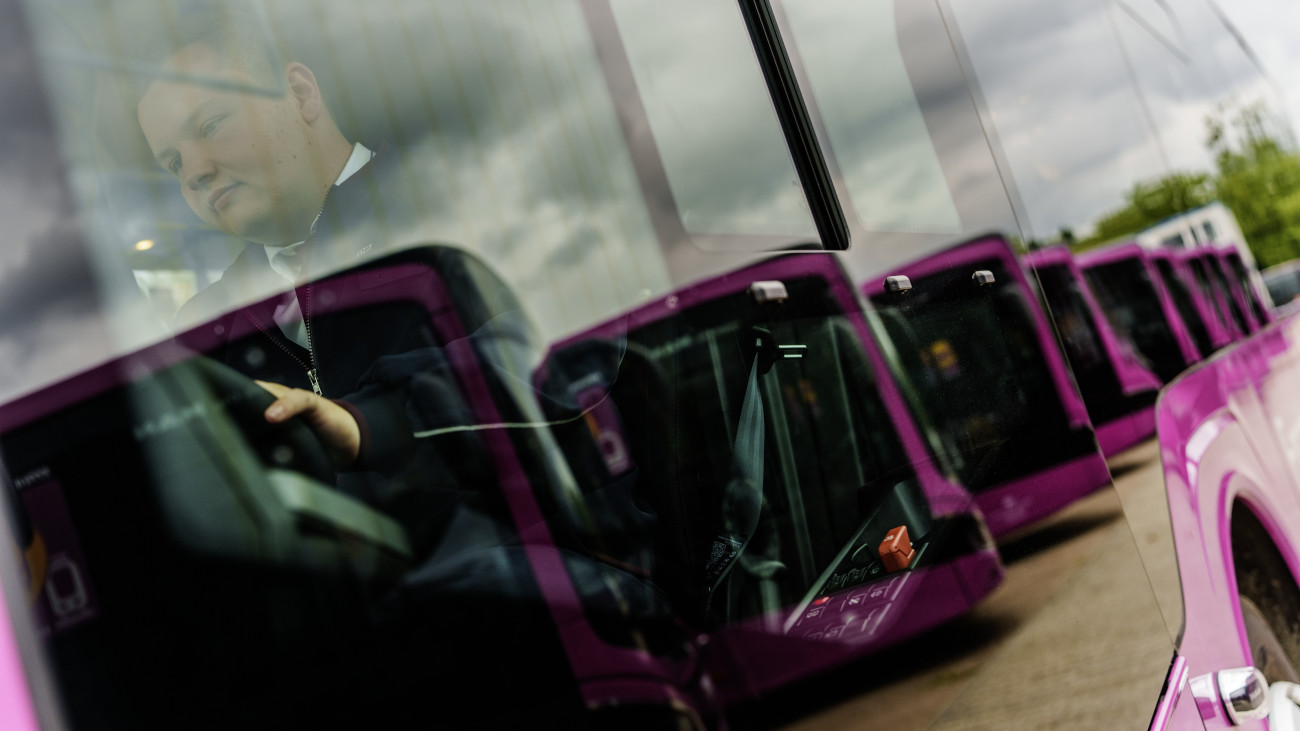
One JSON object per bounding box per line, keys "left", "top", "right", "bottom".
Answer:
{"left": 762, "top": 438, "right": 1181, "bottom": 730}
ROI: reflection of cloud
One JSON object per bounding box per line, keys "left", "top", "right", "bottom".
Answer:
{"left": 946, "top": 0, "right": 1288, "bottom": 239}
{"left": 784, "top": 0, "right": 963, "bottom": 233}
{"left": 1209, "top": 1, "right": 1300, "bottom": 143}
{"left": 612, "top": 0, "right": 814, "bottom": 237}
{"left": 287, "top": 0, "right": 685, "bottom": 339}
{"left": 16, "top": 0, "right": 688, "bottom": 348}
{"left": 32, "top": 0, "right": 1286, "bottom": 366}
{"left": 0, "top": 3, "right": 116, "bottom": 402}
{"left": 544, "top": 223, "right": 600, "bottom": 269}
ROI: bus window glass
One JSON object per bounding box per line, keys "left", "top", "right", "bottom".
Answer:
{"left": 939, "top": 0, "right": 1286, "bottom": 257}
{"left": 871, "top": 259, "right": 1089, "bottom": 491}
{"left": 1156, "top": 259, "right": 1213, "bottom": 356}
{"left": 1227, "top": 254, "right": 1267, "bottom": 324}
{"left": 779, "top": 0, "right": 961, "bottom": 234}
{"left": 1086, "top": 259, "right": 1185, "bottom": 382}
{"left": 607, "top": 276, "right": 921, "bottom": 620}
{"left": 0, "top": 0, "right": 1185, "bottom": 726}
{"left": 941, "top": 0, "right": 1166, "bottom": 243}
{"left": 1205, "top": 255, "right": 1249, "bottom": 333}
{"left": 1113, "top": 0, "right": 1182, "bottom": 54}
{"left": 609, "top": 0, "right": 817, "bottom": 241}
{"left": 1034, "top": 263, "right": 1129, "bottom": 423}
{"left": 1186, "top": 257, "right": 1230, "bottom": 331}
{"left": 20, "top": 0, "right": 684, "bottom": 360}
{"left": 1264, "top": 266, "right": 1300, "bottom": 309}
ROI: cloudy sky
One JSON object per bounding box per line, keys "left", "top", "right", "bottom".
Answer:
{"left": 942, "top": 0, "right": 1300, "bottom": 243}
{"left": 3, "top": 0, "right": 1298, "bottom": 401}
{"left": 1217, "top": 0, "right": 1300, "bottom": 134}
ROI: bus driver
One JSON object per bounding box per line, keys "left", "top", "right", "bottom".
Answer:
{"left": 136, "top": 18, "right": 376, "bottom": 472}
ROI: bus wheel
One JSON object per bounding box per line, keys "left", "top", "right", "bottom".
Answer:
{"left": 1240, "top": 594, "right": 1300, "bottom": 683}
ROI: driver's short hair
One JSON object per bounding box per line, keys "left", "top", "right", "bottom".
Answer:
{"left": 134, "top": 6, "right": 283, "bottom": 99}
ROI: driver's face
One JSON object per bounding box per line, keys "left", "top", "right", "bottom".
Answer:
{"left": 137, "top": 43, "right": 326, "bottom": 245}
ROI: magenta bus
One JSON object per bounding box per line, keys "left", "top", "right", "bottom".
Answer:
{"left": 0, "top": 244, "right": 1003, "bottom": 727}
{"left": 2, "top": 247, "right": 732, "bottom": 728}
{"left": 1179, "top": 248, "right": 1251, "bottom": 343}
{"left": 1079, "top": 242, "right": 1205, "bottom": 383}
{"left": 1225, "top": 249, "right": 1275, "bottom": 329}
{"left": 1214, "top": 248, "right": 1273, "bottom": 335}
{"left": 533, "top": 252, "right": 1002, "bottom": 707}
{"left": 1149, "top": 247, "right": 1236, "bottom": 357}
{"left": 4, "top": 0, "right": 1300, "bottom": 727}
{"left": 1153, "top": 314, "right": 1300, "bottom": 730}
{"left": 862, "top": 234, "right": 1111, "bottom": 537}
{"left": 1025, "top": 245, "right": 1162, "bottom": 457}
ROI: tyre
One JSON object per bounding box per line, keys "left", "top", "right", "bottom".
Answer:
{"left": 1240, "top": 595, "right": 1300, "bottom": 684}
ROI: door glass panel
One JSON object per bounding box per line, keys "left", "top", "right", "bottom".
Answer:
{"left": 0, "top": 0, "right": 1183, "bottom": 728}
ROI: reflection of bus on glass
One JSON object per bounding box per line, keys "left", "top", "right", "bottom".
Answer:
{"left": 1179, "top": 247, "right": 1251, "bottom": 342}
{"left": 6, "top": 0, "right": 1300, "bottom": 726}
{"left": 1219, "top": 248, "right": 1274, "bottom": 332}
{"left": 2, "top": 247, "right": 711, "bottom": 728}
{"left": 1262, "top": 260, "right": 1300, "bottom": 318}
{"left": 864, "top": 234, "right": 1110, "bottom": 537}
{"left": 1148, "top": 247, "right": 1234, "bottom": 358}
{"left": 1200, "top": 247, "right": 1272, "bottom": 336}
{"left": 534, "top": 253, "right": 1003, "bottom": 705}
{"left": 1079, "top": 242, "right": 1204, "bottom": 384}
{"left": 1024, "top": 245, "right": 1161, "bottom": 458}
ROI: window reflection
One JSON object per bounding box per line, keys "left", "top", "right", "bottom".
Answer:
{"left": 780, "top": 0, "right": 961, "bottom": 234}
{"left": 610, "top": 0, "right": 816, "bottom": 240}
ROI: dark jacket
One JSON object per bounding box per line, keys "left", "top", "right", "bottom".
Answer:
{"left": 174, "top": 145, "right": 532, "bottom": 555}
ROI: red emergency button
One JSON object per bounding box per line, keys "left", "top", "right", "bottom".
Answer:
{"left": 812, "top": 596, "right": 831, "bottom": 607}
{"left": 878, "top": 525, "right": 916, "bottom": 573}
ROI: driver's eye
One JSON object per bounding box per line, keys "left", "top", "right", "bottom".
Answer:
{"left": 166, "top": 157, "right": 182, "bottom": 176}
{"left": 200, "top": 116, "right": 223, "bottom": 138}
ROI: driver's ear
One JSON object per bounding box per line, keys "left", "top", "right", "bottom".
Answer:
{"left": 285, "top": 62, "right": 323, "bottom": 124}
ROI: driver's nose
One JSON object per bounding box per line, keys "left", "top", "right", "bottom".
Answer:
{"left": 183, "top": 152, "right": 217, "bottom": 192}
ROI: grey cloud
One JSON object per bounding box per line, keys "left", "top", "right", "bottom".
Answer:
{"left": 542, "top": 222, "right": 601, "bottom": 270}
{"left": 944, "top": 0, "right": 1282, "bottom": 239}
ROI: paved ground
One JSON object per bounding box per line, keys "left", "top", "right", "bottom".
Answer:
{"left": 763, "top": 438, "right": 1181, "bottom": 730}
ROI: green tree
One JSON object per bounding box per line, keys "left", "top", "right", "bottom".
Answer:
{"left": 1076, "top": 173, "right": 1211, "bottom": 250}
{"left": 1209, "top": 106, "right": 1300, "bottom": 267}
{"left": 1075, "top": 103, "right": 1300, "bottom": 265}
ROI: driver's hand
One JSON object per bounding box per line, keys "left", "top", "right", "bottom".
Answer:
{"left": 255, "top": 380, "right": 361, "bottom": 469}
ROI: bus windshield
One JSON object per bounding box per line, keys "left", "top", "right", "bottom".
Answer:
{"left": 871, "top": 256, "right": 1090, "bottom": 492}
{"left": 1033, "top": 262, "right": 1129, "bottom": 424}
{"left": 1155, "top": 258, "right": 1214, "bottom": 358}
{"left": 584, "top": 272, "right": 928, "bottom": 623}
{"left": 1085, "top": 259, "right": 1186, "bottom": 382}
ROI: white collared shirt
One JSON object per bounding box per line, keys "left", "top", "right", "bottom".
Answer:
{"left": 264, "top": 142, "right": 374, "bottom": 347}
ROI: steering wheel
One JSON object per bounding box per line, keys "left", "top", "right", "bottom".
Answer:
{"left": 182, "top": 355, "right": 339, "bottom": 486}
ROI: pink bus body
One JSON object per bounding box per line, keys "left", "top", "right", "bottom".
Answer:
{"left": 1079, "top": 242, "right": 1205, "bottom": 383}
{"left": 535, "top": 252, "right": 1003, "bottom": 706}
{"left": 862, "top": 234, "right": 1110, "bottom": 537}
{"left": 1152, "top": 312, "right": 1300, "bottom": 730}
{"left": 1025, "top": 245, "right": 1162, "bottom": 457}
